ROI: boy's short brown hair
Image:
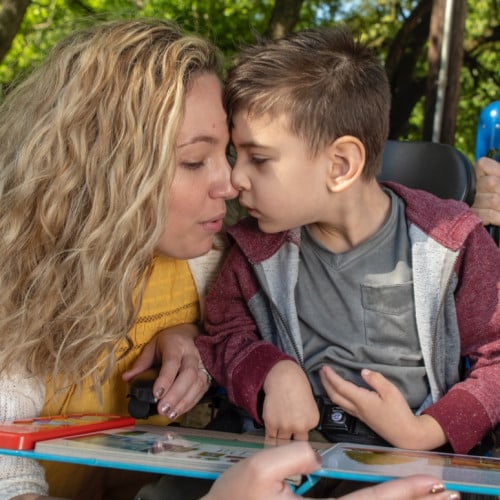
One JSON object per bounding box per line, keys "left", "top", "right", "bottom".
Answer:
{"left": 224, "top": 26, "right": 391, "bottom": 179}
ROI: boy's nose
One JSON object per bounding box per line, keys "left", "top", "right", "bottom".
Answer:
{"left": 230, "top": 163, "right": 250, "bottom": 192}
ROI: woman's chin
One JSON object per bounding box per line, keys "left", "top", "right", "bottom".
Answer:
{"left": 155, "top": 239, "right": 215, "bottom": 260}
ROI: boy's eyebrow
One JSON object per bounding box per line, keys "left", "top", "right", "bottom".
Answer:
{"left": 234, "top": 140, "right": 270, "bottom": 149}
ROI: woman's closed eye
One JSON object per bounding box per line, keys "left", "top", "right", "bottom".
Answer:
{"left": 181, "top": 160, "right": 205, "bottom": 170}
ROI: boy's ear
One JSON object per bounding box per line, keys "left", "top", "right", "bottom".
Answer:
{"left": 325, "top": 136, "right": 365, "bottom": 192}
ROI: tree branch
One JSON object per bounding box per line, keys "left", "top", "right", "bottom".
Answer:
{"left": 0, "top": 0, "right": 32, "bottom": 63}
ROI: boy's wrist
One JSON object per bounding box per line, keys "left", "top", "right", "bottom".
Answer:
{"left": 417, "top": 414, "right": 447, "bottom": 449}
{"left": 262, "top": 359, "right": 300, "bottom": 394}
{"left": 399, "top": 414, "right": 447, "bottom": 450}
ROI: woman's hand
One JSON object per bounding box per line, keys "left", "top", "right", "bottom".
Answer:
{"left": 338, "top": 475, "right": 460, "bottom": 500}
{"left": 122, "top": 324, "right": 212, "bottom": 419}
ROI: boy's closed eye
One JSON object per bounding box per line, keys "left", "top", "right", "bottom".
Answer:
{"left": 250, "top": 155, "right": 269, "bottom": 166}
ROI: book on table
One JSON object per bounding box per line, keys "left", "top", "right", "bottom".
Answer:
{"left": 0, "top": 419, "right": 498, "bottom": 495}
{"left": 0, "top": 413, "right": 135, "bottom": 450}
{"left": 317, "top": 442, "right": 500, "bottom": 497}
{"left": 32, "top": 424, "right": 500, "bottom": 496}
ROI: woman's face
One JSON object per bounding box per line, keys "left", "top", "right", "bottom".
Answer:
{"left": 156, "top": 73, "right": 237, "bottom": 259}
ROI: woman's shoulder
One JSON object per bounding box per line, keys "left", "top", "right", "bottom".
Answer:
{"left": 0, "top": 369, "right": 46, "bottom": 421}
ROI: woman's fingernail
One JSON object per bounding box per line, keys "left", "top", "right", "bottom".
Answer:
{"left": 160, "top": 403, "right": 170, "bottom": 414}
{"left": 430, "top": 483, "right": 446, "bottom": 494}
{"left": 155, "top": 387, "right": 164, "bottom": 400}
{"left": 447, "top": 493, "right": 460, "bottom": 500}
{"left": 168, "top": 409, "right": 178, "bottom": 420}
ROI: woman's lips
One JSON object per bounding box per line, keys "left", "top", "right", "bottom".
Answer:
{"left": 200, "top": 214, "right": 225, "bottom": 233}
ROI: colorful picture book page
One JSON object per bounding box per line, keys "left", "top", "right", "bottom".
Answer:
{"left": 318, "top": 443, "right": 500, "bottom": 495}
{"left": 35, "top": 425, "right": 267, "bottom": 474}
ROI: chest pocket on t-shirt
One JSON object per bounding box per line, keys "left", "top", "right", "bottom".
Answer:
{"left": 361, "top": 282, "right": 419, "bottom": 352}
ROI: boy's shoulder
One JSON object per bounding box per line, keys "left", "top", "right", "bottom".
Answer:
{"left": 227, "top": 217, "right": 300, "bottom": 263}
{"left": 386, "top": 182, "right": 483, "bottom": 250}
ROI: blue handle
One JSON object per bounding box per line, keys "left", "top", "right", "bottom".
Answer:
{"left": 475, "top": 100, "right": 500, "bottom": 160}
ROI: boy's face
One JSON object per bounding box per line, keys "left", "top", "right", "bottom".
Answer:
{"left": 230, "top": 110, "right": 329, "bottom": 233}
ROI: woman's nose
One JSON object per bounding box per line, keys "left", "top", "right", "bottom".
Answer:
{"left": 212, "top": 156, "right": 238, "bottom": 200}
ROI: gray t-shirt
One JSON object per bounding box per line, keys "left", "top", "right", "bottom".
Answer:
{"left": 296, "top": 189, "right": 429, "bottom": 409}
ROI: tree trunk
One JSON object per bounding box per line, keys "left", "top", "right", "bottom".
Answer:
{"left": 423, "top": 0, "right": 445, "bottom": 141}
{"left": 440, "top": 0, "right": 466, "bottom": 144}
{"left": 265, "top": 0, "right": 304, "bottom": 39}
{"left": 385, "top": 0, "right": 433, "bottom": 139}
{"left": 423, "top": 0, "right": 467, "bottom": 144}
{"left": 0, "top": 0, "right": 31, "bottom": 64}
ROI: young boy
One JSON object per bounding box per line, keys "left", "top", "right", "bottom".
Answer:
{"left": 195, "top": 26, "right": 500, "bottom": 455}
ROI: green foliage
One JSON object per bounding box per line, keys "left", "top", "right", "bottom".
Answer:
{"left": 307, "top": 0, "right": 499, "bottom": 160}
{"left": 0, "top": 0, "right": 119, "bottom": 90}
{"left": 0, "top": 0, "right": 498, "bottom": 158}
{"left": 141, "top": 0, "right": 274, "bottom": 53}
{"left": 0, "top": 0, "right": 276, "bottom": 92}
{"left": 455, "top": 0, "right": 499, "bottom": 159}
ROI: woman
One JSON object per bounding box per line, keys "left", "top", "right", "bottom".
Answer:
{"left": 0, "top": 19, "right": 235, "bottom": 499}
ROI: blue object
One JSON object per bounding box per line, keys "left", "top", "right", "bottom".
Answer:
{"left": 475, "top": 100, "right": 500, "bottom": 160}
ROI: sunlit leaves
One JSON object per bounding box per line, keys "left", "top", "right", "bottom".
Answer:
{"left": 0, "top": 0, "right": 497, "bottom": 157}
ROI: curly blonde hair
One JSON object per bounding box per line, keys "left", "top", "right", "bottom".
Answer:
{"left": 0, "top": 19, "right": 222, "bottom": 390}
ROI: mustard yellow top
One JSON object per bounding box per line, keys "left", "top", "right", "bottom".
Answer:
{"left": 41, "top": 255, "right": 200, "bottom": 498}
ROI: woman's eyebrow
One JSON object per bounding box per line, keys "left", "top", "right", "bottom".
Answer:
{"left": 177, "top": 134, "right": 218, "bottom": 148}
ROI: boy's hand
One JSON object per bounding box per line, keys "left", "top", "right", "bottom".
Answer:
{"left": 319, "top": 366, "right": 447, "bottom": 450}
{"left": 262, "top": 360, "right": 320, "bottom": 440}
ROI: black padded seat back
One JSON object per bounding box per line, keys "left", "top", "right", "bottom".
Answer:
{"left": 378, "top": 140, "right": 476, "bottom": 206}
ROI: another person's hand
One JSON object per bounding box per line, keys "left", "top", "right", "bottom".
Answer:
{"left": 337, "top": 475, "right": 460, "bottom": 500}
{"left": 471, "top": 156, "right": 500, "bottom": 226}
{"left": 202, "top": 441, "right": 320, "bottom": 500}
{"left": 262, "top": 360, "right": 320, "bottom": 440}
{"left": 202, "top": 441, "right": 460, "bottom": 500}
{"left": 319, "top": 366, "right": 447, "bottom": 450}
{"left": 122, "top": 324, "right": 211, "bottom": 419}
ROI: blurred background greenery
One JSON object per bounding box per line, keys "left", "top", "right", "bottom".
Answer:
{"left": 0, "top": 0, "right": 498, "bottom": 160}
